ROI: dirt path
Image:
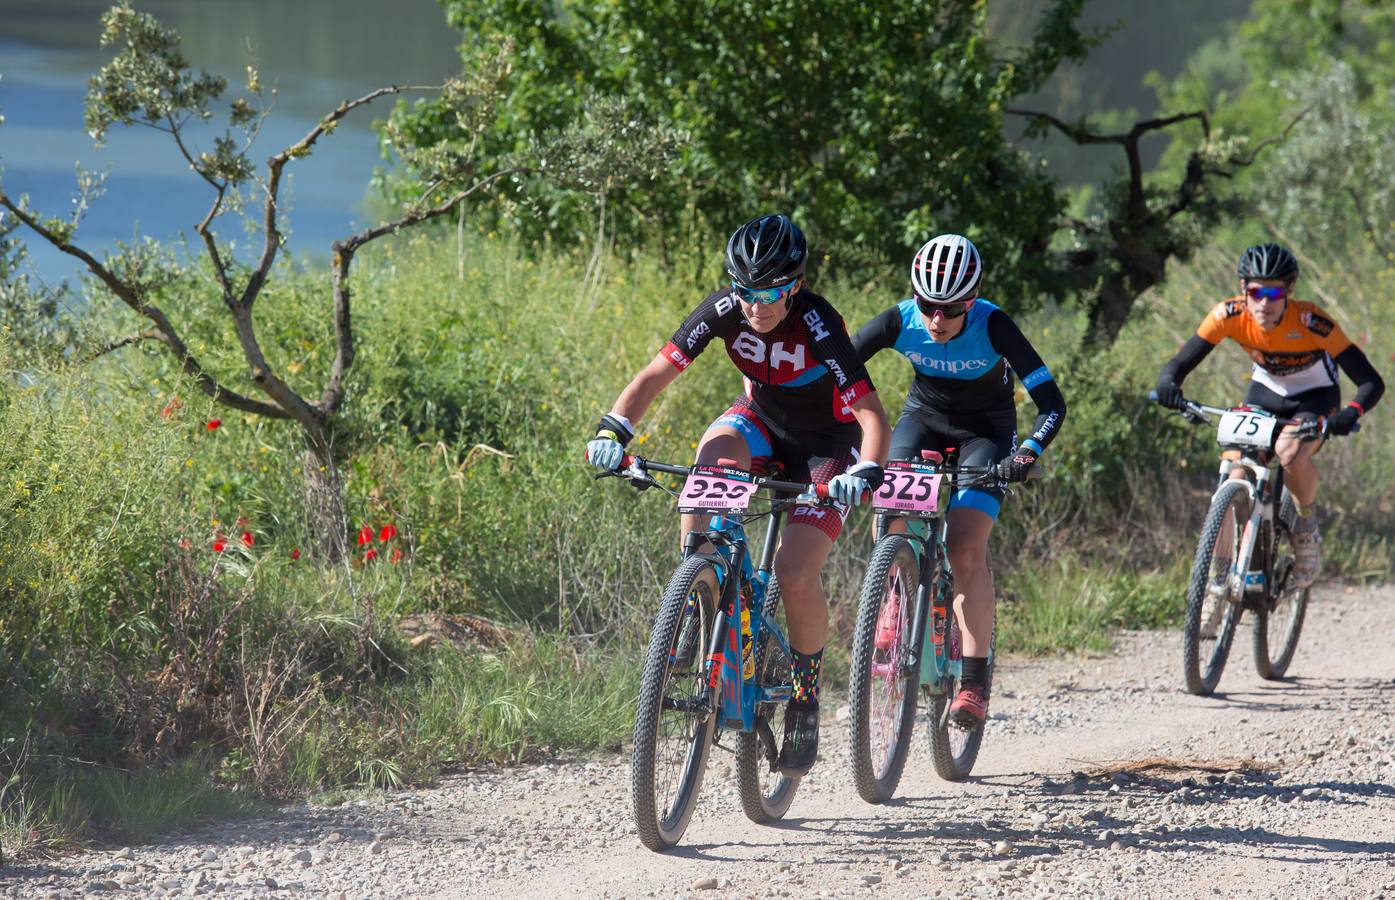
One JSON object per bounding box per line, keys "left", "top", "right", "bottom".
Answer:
{"left": 7, "top": 585, "right": 1395, "bottom": 899}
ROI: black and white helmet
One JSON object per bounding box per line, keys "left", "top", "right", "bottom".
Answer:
{"left": 725, "top": 214, "right": 807, "bottom": 289}
{"left": 911, "top": 234, "right": 982, "bottom": 303}
{"left": 1237, "top": 242, "right": 1299, "bottom": 282}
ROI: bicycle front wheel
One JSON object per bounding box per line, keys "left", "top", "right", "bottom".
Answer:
{"left": 1254, "top": 490, "right": 1309, "bottom": 679}
{"left": 848, "top": 535, "right": 922, "bottom": 803}
{"left": 737, "top": 575, "right": 799, "bottom": 823}
{"left": 631, "top": 556, "right": 720, "bottom": 851}
{"left": 927, "top": 613, "right": 993, "bottom": 782}
{"left": 1183, "top": 480, "right": 1248, "bottom": 695}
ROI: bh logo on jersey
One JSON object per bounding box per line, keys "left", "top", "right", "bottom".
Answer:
{"left": 732, "top": 332, "right": 808, "bottom": 371}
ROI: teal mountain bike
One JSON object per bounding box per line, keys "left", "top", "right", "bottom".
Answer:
{"left": 848, "top": 449, "right": 1032, "bottom": 803}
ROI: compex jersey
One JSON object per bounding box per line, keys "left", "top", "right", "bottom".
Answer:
{"left": 853, "top": 299, "right": 1065, "bottom": 453}
{"left": 1195, "top": 297, "right": 1353, "bottom": 396}
{"left": 662, "top": 288, "right": 875, "bottom": 434}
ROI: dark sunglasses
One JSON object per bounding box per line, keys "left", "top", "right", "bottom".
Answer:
{"left": 733, "top": 278, "right": 799, "bottom": 305}
{"left": 915, "top": 297, "right": 969, "bottom": 319}
{"left": 1246, "top": 285, "right": 1287, "bottom": 303}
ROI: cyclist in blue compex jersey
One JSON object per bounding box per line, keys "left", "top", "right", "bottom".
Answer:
{"left": 853, "top": 234, "right": 1066, "bottom": 728}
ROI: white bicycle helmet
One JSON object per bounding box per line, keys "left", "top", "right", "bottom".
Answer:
{"left": 911, "top": 234, "right": 982, "bottom": 303}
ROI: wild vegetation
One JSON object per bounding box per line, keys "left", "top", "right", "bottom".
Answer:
{"left": 0, "top": 0, "right": 1391, "bottom": 852}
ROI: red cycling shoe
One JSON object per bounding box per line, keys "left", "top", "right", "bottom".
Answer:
{"left": 948, "top": 682, "right": 988, "bottom": 729}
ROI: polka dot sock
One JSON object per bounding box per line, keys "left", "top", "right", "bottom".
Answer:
{"left": 790, "top": 648, "right": 823, "bottom": 709}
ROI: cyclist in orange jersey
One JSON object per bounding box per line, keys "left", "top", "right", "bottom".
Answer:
{"left": 1154, "top": 243, "right": 1384, "bottom": 587}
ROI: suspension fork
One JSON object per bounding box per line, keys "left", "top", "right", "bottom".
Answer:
{"left": 697, "top": 536, "right": 747, "bottom": 714}
{"left": 903, "top": 532, "right": 936, "bottom": 676}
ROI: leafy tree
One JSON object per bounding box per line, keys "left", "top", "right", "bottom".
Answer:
{"left": 391, "top": 0, "right": 1102, "bottom": 302}
{"left": 0, "top": 2, "right": 677, "bottom": 558}
{"left": 1008, "top": 107, "right": 1300, "bottom": 347}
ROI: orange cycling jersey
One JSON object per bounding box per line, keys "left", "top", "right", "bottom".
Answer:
{"left": 1196, "top": 297, "right": 1353, "bottom": 396}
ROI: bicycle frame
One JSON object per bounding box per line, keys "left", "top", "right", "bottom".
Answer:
{"left": 875, "top": 461, "right": 1002, "bottom": 695}
{"left": 1214, "top": 452, "right": 1287, "bottom": 603}
{"left": 685, "top": 509, "right": 793, "bottom": 733}
{"left": 608, "top": 455, "right": 824, "bottom": 735}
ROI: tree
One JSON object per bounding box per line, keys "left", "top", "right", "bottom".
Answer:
{"left": 0, "top": 2, "right": 678, "bottom": 559}
{"left": 1007, "top": 107, "right": 1302, "bottom": 348}
{"left": 392, "top": 0, "right": 1103, "bottom": 301}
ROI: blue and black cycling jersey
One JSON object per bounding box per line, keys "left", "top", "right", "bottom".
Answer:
{"left": 852, "top": 299, "right": 1066, "bottom": 455}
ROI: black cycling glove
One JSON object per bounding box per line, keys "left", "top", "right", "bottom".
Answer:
{"left": 997, "top": 447, "right": 1039, "bottom": 484}
{"left": 1153, "top": 382, "right": 1186, "bottom": 411}
{"left": 1327, "top": 404, "right": 1361, "bottom": 436}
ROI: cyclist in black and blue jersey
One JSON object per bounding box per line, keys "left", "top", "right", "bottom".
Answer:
{"left": 853, "top": 233, "right": 1066, "bottom": 728}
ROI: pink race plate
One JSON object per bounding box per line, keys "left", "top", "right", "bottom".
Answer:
{"left": 871, "top": 462, "right": 943, "bottom": 515}
{"left": 678, "top": 465, "right": 757, "bottom": 514}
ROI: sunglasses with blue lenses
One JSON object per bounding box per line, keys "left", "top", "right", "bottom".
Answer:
{"left": 1246, "top": 285, "right": 1287, "bottom": 303}
{"left": 733, "top": 278, "right": 799, "bottom": 305}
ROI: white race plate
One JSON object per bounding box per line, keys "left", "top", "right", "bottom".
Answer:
{"left": 1217, "top": 409, "right": 1279, "bottom": 449}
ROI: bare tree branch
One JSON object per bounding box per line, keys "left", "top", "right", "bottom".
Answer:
{"left": 240, "top": 84, "right": 439, "bottom": 313}
{"left": 320, "top": 166, "right": 535, "bottom": 413}
{"left": 0, "top": 191, "right": 289, "bottom": 419}
{"left": 88, "top": 329, "right": 160, "bottom": 360}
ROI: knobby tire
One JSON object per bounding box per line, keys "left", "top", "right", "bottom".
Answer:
{"left": 631, "top": 556, "right": 720, "bottom": 851}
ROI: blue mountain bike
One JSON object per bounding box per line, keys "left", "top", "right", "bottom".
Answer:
{"left": 594, "top": 454, "right": 842, "bottom": 851}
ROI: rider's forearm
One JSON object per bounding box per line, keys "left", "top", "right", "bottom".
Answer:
{"left": 1158, "top": 335, "right": 1215, "bottom": 388}
{"left": 1023, "top": 380, "right": 1067, "bottom": 454}
{"left": 851, "top": 392, "right": 891, "bottom": 467}
{"left": 608, "top": 353, "right": 682, "bottom": 430}
{"left": 1334, "top": 344, "right": 1385, "bottom": 413}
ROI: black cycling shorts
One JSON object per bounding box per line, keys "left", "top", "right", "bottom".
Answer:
{"left": 1243, "top": 382, "right": 1341, "bottom": 421}
{"left": 701, "top": 396, "right": 858, "bottom": 541}
{"left": 888, "top": 405, "right": 1016, "bottom": 520}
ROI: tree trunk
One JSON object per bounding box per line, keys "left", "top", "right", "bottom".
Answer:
{"left": 300, "top": 430, "right": 348, "bottom": 563}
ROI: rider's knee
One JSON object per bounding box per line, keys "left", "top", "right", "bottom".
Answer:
{"left": 947, "top": 541, "right": 988, "bottom": 576}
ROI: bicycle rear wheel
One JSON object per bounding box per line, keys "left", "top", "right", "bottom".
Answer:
{"left": 1254, "top": 490, "right": 1309, "bottom": 679}
{"left": 928, "top": 613, "right": 993, "bottom": 781}
{"left": 848, "top": 535, "right": 921, "bottom": 803}
{"left": 737, "top": 575, "right": 800, "bottom": 823}
{"left": 1183, "top": 480, "right": 1248, "bottom": 695}
{"left": 631, "top": 556, "right": 720, "bottom": 851}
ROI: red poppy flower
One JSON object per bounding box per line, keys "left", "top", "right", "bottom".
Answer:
{"left": 290, "top": 548, "right": 301, "bottom": 560}
{"left": 237, "top": 516, "right": 250, "bottom": 527}
{"left": 206, "top": 419, "right": 222, "bottom": 431}
{"left": 389, "top": 547, "right": 403, "bottom": 564}
{"left": 363, "top": 548, "right": 379, "bottom": 563}
{"left": 212, "top": 536, "right": 226, "bottom": 553}
{"left": 357, "top": 525, "right": 374, "bottom": 546}
{"left": 160, "top": 398, "right": 182, "bottom": 419}
{"left": 379, "top": 523, "right": 398, "bottom": 542}
{"left": 240, "top": 530, "right": 254, "bottom": 547}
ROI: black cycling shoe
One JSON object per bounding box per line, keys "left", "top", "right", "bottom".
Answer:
{"left": 777, "top": 704, "right": 819, "bottom": 778}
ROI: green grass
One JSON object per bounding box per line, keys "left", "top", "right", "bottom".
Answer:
{"left": 0, "top": 757, "right": 258, "bottom": 856}
{"left": 998, "top": 556, "right": 1188, "bottom": 656}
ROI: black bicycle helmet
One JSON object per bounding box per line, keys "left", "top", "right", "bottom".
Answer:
{"left": 724, "top": 214, "right": 807, "bottom": 289}
{"left": 1237, "top": 242, "right": 1299, "bottom": 282}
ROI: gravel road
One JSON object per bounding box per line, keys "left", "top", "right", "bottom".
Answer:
{"left": 5, "top": 583, "right": 1394, "bottom": 899}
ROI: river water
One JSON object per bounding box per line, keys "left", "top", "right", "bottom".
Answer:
{"left": 1, "top": 0, "right": 461, "bottom": 285}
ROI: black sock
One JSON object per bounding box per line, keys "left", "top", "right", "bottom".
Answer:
{"left": 790, "top": 648, "right": 823, "bottom": 709}
{"left": 960, "top": 656, "right": 989, "bottom": 687}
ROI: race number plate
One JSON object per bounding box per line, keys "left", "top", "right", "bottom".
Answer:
{"left": 678, "top": 465, "right": 756, "bottom": 514}
{"left": 1217, "top": 409, "right": 1278, "bottom": 449}
{"left": 872, "top": 462, "right": 943, "bottom": 515}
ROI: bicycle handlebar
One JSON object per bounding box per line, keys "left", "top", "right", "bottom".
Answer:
{"left": 610, "top": 454, "right": 856, "bottom": 503}
{"left": 1147, "top": 389, "right": 1358, "bottom": 438}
